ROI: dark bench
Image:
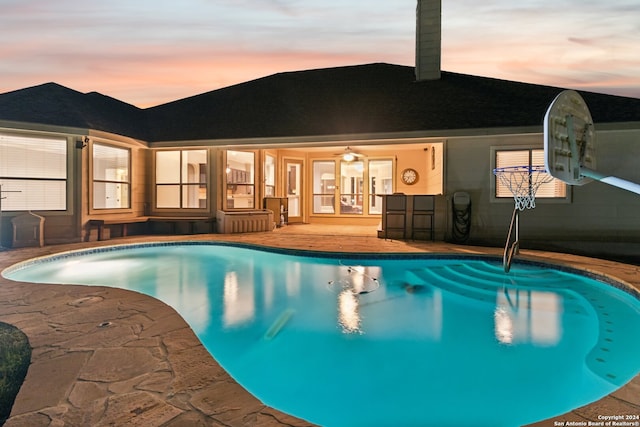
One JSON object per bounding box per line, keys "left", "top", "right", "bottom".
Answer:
{"left": 87, "top": 217, "right": 150, "bottom": 241}
{"left": 147, "top": 216, "right": 214, "bottom": 235}
{"left": 87, "top": 216, "right": 214, "bottom": 241}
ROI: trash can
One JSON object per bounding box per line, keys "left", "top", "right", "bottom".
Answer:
{"left": 451, "top": 192, "right": 471, "bottom": 243}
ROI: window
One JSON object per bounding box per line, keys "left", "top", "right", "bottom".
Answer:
{"left": 368, "top": 160, "right": 393, "bottom": 214}
{"left": 93, "top": 143, "right": 130, "bottom": 209}
{"left": 312, "top": 161, "right": 336, "bottom": 214}
{"left": 156, "top": 150, "right": 207, "bottom": 209}
{"left": 0, "top": 133, "right": 67, "bottom": 211}
{"left": 495, "top": 149, "right": 566, "bottom": 199}
{"left": 264, "top": 154, "right": 275, "bottom": 197}
{"left": 313, "top": 159, "right": 394, "bottom": 215}
{"left": 226, "top": 150, "right": 254, "bottom": 209}
{"left": 340, "top": 161, "right": 364, "bottom": 214}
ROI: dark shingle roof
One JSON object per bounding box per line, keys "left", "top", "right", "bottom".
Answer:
{"left": 1, "top": 64, "right": 640, "bottom": 142}
{"left": 0, "top": 82, "right": 149, "bottom": 139}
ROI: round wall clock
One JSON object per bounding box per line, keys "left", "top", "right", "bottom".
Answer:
{"left": 401, "top": 168, "right": 419, "bottom": 185}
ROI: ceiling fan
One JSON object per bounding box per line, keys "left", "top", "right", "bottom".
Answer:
{"left": 333, "top": 146, "right": 365, "bottom": 162}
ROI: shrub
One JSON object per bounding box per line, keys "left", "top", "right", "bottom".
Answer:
{"left": 0, "top": 322, "right": 31, "bottom": 425}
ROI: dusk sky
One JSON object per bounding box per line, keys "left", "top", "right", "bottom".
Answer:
{"left": 1, "top": 0, "right": 639, "bottom": 107}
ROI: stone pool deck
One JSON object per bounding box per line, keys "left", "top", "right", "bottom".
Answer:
{"left": 0, "top": 225, "right": 638, "bottom": 426}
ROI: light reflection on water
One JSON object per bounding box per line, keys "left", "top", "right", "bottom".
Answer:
{"left": 337, "top": 289, "right": 361, "bottom": 333}
{"left": 494, "top": 290, "right": 562, "bottom": 345}
{"left": 223, "top": 270, "right": 255, "bottom": 328}
{"left": 4, "top": 243, "right": 640, "bottom": 427}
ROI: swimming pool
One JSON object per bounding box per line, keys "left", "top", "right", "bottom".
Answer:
{"left": 3, "top": 242, "right": 640, "bottom": 427}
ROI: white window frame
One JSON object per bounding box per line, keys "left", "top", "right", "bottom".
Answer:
{"left": 91, "top": 142, "right": 131, "bottom": 211}
{"left": 339, "top": 160, "right": 364, "bottom": 215}
{"left": 490, "top": 146, "right": 570, "bottom": 205}
{"left": 312, "top": 160, "right": 336, "bottom": 214}
{"left": 155, "top": 149, "right": 208, "bottom": 210}
{"left": 264, "top": 153, "right": 276, "bottom": 198}
{"left": 368, "top": 159, "right": 393, "bottom": 215}
{"left": 0, "top": 132, "right": 68, "bottom": 212}
{"left": 312, "top": 158, "right": 394, "bottom": 216}
{"left": 225, "top": 150, "right": 255, "bottom": 210}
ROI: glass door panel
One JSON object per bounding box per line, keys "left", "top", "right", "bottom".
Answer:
{"left": 313, "top": 161, "right": 335, "bottom": 214}
{"left": 368, "top": 159, "right": 393, "bottom": 214}
{"left": 264, "top": 154, "right": 276, "bottom": 197}
{"left": 340, "top": 161, "right": 363, "bottom": 214}
{"left": 286, "top": 160, "right": 303, "bottom": 222}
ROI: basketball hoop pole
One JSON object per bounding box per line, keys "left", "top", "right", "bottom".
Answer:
{"left": 578, "top": 168, "right": 640, "bottom": 196}
{"left": 565, "top": 113, "right": 640, "bottom": 195}
{"left": 503, "top": 206, "right": 520, "bottom": 273}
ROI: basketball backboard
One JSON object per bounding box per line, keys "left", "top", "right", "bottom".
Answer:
{"left": 543, "top": 90, "right": 640, "bottom": 195}
{"left": 543, "top": 90, "right": 596, "bottom": 185}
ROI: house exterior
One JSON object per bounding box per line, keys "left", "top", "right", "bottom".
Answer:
{"left": 1, "top": 0, "right": 639, "bottom": 260}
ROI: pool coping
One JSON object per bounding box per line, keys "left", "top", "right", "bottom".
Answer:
{"left": 5, "top": 240, "right": 640, "bottom": 303}
{"left": 0, "top": 233, "right": 638, "bottom": 426}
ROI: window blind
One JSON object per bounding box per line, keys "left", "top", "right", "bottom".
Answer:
{"left": 0, "top": 133, "right": 67, "bottom": 211}
{"left": 495, "top": 149, "right": 565, "bottom": 199}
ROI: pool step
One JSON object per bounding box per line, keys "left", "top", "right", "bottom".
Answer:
{"left": 424, "top": 262, "right": 588, "bottom": 293}
{"left": 407, "top": 267, "right": 496, "bottom": 304}
{"left": 406, "top": 265, "right": 589, "bottom": 315}
{"left": 410, "top": 263, "right": 640, "bottom": 386}
{"left": 462, "top": 261, "right": 566, "bottom": 282}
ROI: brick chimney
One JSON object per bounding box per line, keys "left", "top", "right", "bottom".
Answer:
{"left": 415, "top": 0, "right": 442, "bottom": 81}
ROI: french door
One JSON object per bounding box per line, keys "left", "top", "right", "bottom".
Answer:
{"left": 285, "top": 160, "right": 303, "bottom": 223}
{"left": 312, "top": 159, "right": 393, "bottom": 216}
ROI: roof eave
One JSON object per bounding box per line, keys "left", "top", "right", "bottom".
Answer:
{"left": 148, "top": 125, "right": 545, "bottom": 149}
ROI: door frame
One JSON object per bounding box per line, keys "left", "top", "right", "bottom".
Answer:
{"left": 283, "top": 158, "right": 304, "bottom": 223}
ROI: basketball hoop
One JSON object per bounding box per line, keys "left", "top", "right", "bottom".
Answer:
{"left": 543, "top": 90, "right": 640, "bottom": 195}
{"left": 493, "top": 165, "right": 553, "bottom": 211}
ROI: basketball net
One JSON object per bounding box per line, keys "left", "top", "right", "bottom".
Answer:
{"left": 493, "top": 166, "right": 554, "bottom": 211}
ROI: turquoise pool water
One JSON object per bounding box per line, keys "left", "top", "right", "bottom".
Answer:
{"left": 4, "top": 242, "right": 640, "bottom": 427}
